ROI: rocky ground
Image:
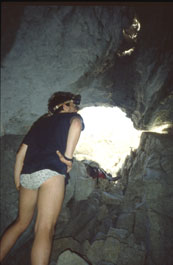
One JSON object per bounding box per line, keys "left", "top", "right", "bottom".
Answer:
{"left": 1, "top": 131, "right": 172, "bottom": 265}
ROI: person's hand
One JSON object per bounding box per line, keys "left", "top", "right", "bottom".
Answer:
{"left": 56, "top": 151, "right": 73, "bottom": 173}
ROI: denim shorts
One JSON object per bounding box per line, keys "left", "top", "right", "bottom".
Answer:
{"left": 20, "top": 169, "right": 65, "bottom": 190}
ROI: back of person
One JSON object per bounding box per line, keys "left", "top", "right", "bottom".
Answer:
{"left": 22, "top": 111, "right": 84, "bottom": 175}
{"left": 0, "top": 91, "right": 84, "bottom": 265}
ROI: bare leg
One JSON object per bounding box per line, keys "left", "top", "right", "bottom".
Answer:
{"left": 31, "top": 174, "right": 65, "bottom": 265}
{"left": 0, "top": 187, "right": 38, "bottom": 262}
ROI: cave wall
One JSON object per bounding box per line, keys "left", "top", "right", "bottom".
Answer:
{"left": 1, "top": 3, "right": 173, "bottom": 135}
{"left": 1, "top": 3, "right": 173, "bottom": 265}
{"left": 1, "top": 132, "right": 173, "bottom": 265}
{"left": 1, "top": 4, "right": 128, "bottom": 135}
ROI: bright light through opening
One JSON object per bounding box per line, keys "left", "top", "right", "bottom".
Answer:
{"left": 74, "top": 107, "right": 142, "bottom": 176}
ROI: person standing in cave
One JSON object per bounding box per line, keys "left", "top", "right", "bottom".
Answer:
{"left": 0, "top": 91, "right": 84, "bottom": 265}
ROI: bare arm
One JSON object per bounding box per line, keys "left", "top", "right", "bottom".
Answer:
{"left": 14, "top": 143, "right": 28, "bottom": 190}
{"left": 64, "top": 117, "right": 82, "bottom": 159}
{"left": 56, "top": 117, "right": 82, "bottom": 172}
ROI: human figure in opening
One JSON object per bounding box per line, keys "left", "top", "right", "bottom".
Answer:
{"left": 0, "top": 91, "right": 84, "bottom": 265}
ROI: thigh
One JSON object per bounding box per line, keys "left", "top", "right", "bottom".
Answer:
{"left": 18, "top": 186, "right": 38, "bottom": 224}
{"left": 36, "top": 174, "right": 65, "bottom": 227}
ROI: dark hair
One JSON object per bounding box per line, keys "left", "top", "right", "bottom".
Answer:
{"left": 48, "top": 91, "right": 74, "bottom": 114}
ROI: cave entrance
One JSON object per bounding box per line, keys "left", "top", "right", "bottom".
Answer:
{"left": 74, "top": 106, "right": 142, "bottom": 177}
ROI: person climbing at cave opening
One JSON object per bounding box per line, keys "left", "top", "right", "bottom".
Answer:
{"left": 0, "top": 91, "right": 85, "bottom": 265}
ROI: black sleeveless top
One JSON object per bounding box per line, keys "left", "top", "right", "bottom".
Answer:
{"left": 21, "top": 112, "right": 84, "bottom": 175}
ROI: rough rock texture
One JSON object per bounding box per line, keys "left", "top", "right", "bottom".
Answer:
{"left": 57, "top": 250, "right": 90, "bottom": 265}
{"left": 1, "top": 3, "right": 173, "bottom": 265}
{"left": 117, "top": 132, "right": 173, "bottom": 265}
{"left": 1, "top": 4, "right": 173, "bottom": 135}
{"left": 1, "top": 132, "right": 173, "bottom": 265}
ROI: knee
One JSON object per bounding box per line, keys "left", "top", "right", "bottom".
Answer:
{"left": 34, "top": 221, "right": 56, "bottom": 238}
{"left": 15, "top": 217, "right": 30, "bottom": 232}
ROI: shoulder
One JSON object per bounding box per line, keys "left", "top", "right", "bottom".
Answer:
{"left": 71, "top": 113, "right": 83, "bottom": 120}
{"left": 70, "top": 113, "right": 85, "bottom": 130}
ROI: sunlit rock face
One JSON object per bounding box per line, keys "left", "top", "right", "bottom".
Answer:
{"left": 1, "top": 4, "right": 172, "bottom": 134}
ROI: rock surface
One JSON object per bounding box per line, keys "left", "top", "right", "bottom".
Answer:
{"left": 57, "top": 250, "right": 90, "bottom": 265}
{"left": 1, "top": 4, "right": 173, "bottom": 135}
{"left": 1, "top": 3, "right": 173, "bottom": 265}
{"left": 0, "top": 132, "right": 173, "bottom": 265}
